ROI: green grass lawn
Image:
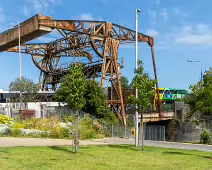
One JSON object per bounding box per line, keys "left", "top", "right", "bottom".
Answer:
{"left": 0, "top": 145, "right": 211, "bottom": 170}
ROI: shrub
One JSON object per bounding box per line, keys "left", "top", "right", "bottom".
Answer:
{"left": 80, "top": 128, "right": 96, "bottom": 140}
{"left": 200, "top": 128, "right": 211, "bottom": 144}
{"left": 23, "top": 118, "right": 38, "bottom": 129}
{"left": 50, "top": 125, "right": 71, "bottom": 139}
{"left": 79, "top": 117, "right": 97, "bottom": 140}
{"left": 12, "top": 128, "right": 21, "bottom": 137}
{"left": 58, "top": 126, "right": 71, "bottom": 139}
{"left": 10, "top": 122, "right": 26, "bottom": 129}
{"left": 0, "top": 114, "right": 10, "bottom": 124}
{"left": 93, "top": 120, "right": 102, "bottom": 132}
{"left": 96, "top": 133, "right": 105, "bottom": 139}
{"left": 61, "top": 114, "right": 73, "bottom": 123}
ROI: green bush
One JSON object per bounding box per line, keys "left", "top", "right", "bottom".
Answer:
{"left": 96, "top": 133, "right": 105, "bottom": 139}
{"left": 23, "top": 118, "right": 38, "bottom": 129}
{"left": 59, "top": 127, "right": 71, "bottom": 139}
{"left": 10, "top": 122, "right": 26, "bottom": 129}
{"left": 0, "top": 114, "right": 10, "bottom": 124}
{"left": 1, "top": 115, "right": 108, "bottom": 140}
{"left": 12, "top": 128, "right": 21, "bottom": 137}
{"left": 79, "top": 117, "right": 97, "bottom": 140}
{"left": 200, "top": 128, "right": 211, "bottom": 144}
{"left": 80, "top": 128, "right": 96, "bottom": 140}
{"left": 61, "top": 114, "right": 73, "bottom": 123}
{"left": 50, "top": 125, "right": 71, "bottom": 139}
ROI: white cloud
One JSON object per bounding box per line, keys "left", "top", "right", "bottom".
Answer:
{"left": 78, "top": 14, "right": 103, "bottom": 21}
{"left": 146, "top": 29, "right": 159, "bottom": 37}
{"left": 155, "top": 24, "right": 212, "bottom": 51}
{"left": 23, "top": 0, "right": 61, "bottom": 17}
{"left": 173, "top": 7, "right": 188, "bottom": 18}
{"left": 79, "top": 13, "right": 94, "bottom": 20}
{"left": 174, "top": 24, "right": 212, "bottom": 45}
{"left": 160, "top": 8, "right": 169, "bottom": 23}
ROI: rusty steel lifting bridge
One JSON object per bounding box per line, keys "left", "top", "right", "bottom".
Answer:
{"left": 0, "top": 14, "right": 161, "bottom": 125}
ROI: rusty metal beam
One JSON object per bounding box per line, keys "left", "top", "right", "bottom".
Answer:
{"left": 38, "top": 19, "right": 154, "bottom": 46}
{"left": 0, "top": 14, "right": 154, "bottom": 52}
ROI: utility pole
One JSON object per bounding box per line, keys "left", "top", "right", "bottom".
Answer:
{"left": 135, "top": 8, "right": 141, "bottom": 147}
{"left": 18, "top": 20, "right": 22, "bottom": 110}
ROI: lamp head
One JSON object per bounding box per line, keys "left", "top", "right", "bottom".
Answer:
{"left": 136, "top": 9, "right": 141, "bottom": 13}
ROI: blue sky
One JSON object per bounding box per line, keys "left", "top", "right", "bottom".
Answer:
{"left": 0, "top": 0, "right": 211, "bottom": 90}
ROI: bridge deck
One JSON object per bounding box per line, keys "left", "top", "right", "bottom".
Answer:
{"left": 0, "top": 14, "right": 52, "bottom": 52}
{"left": 141, "top": 111, "right": 174, "bottom": 122}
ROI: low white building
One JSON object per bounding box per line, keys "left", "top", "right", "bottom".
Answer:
{"left": 0, "top": 89, "right": 68, "bottom": 118}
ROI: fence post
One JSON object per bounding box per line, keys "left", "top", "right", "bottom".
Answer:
{"left": 125, "top": 124, "right": 127, "bottom": 138}
{"left": 163, "top": 126, "right": 165, "bottom": 141}
{"left": 111, "top": 124, "right": 114, "bottom": 138}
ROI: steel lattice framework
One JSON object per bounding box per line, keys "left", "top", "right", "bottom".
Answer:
{"left": 1, "top": 14, "right": 161, "bottom": 124}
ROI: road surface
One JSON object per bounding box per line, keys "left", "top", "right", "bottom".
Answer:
{"left": 0, "top": 137, "right": 211, "bottom": 152}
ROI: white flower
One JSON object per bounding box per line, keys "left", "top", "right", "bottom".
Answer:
{"left": 0, "top": 126, "right": 9, "bottom": 134}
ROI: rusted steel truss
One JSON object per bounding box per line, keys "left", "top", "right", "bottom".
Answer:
{"left": 4, "top": 15, "right": 161, "bottom": 124}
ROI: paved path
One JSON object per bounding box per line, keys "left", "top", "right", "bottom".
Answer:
{"left": 0, "top": 137, "right": 211, "bottom": 152}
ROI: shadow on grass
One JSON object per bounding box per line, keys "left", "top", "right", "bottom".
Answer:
{"left": 163, "top": 151, "right": 212, "bottom": 160}
{"left": 163, "top": 151, "right": 188, "bottom": 156}
{"left": 50, "top": 146, "right": 75, "bottom": 154}
{"left": 106, "top": 144, "right": 138, "bottom": 151}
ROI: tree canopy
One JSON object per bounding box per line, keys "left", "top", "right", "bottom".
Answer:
{"left": 114, "top": 75, "right": 130, "bottom": 89}
{"left": 128, "top": 60, "right": 156, "bottom": 113}
{"left": 54, "top": 63, "right": 87, "bottom": 111}
{"left": 120, "top": 76, "right": 130, "bottom": 89}
{"left": 84, "top": 80, "right": 107, "bottom": 118}
{"left": 54, "top": 63, "right": 119, "bottom": 124}
{"left": 9, "top": 77, "right": 39, "bottom": 103}
{"left": 187, "top": 68, "right": 212, "bottom": 117}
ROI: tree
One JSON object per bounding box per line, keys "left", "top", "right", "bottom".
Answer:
{"left": 83, "top": 80, "right": 119, "bottom": 124}
{"left": 120, "top": 76, "right": 130, "bottom": 89}
{"left": 128, "top": 60, "right": 156, "bottom": 150}
{"left": 9, "top": 77, "right": 39, "bottom": 107}
{"left": 54, "top": 63, "right": 87, "bottom": 153}
{"left": 128, "top": 60, "right": 156, "bottom": 113}
{"left": 54, "top": 63, "right": 86, "bottom": 111}
{"left": 54, "top": 63, "right": 119, "bottom": 125}
{"left": 84, "top": 80, "right": 107, "bottom": 118}
{"left": 114, "top": 75, "right": 130, "bottom": 89}
{"left": 188, "top": 68, "right": 212, "bottom": 117}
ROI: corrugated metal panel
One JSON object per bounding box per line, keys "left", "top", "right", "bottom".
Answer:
{"left": 0, "top": 14, "right": 52, "bottom": 52}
